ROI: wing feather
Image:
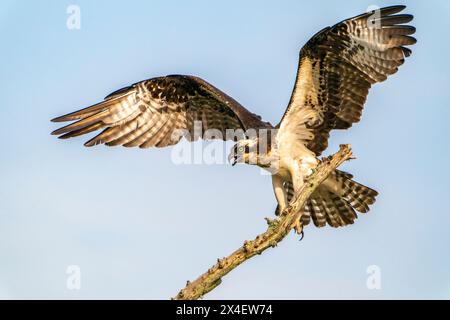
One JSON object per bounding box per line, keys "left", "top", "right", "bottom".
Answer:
{"left": 138, "top": 112, "right": 170, "bottom": 148}
{"left": 108, "top": 112, "right": 157, "bottom": 147}
{"left": 277, "top": 5, "right": 416, "bottom": 155}
{"left": 51, "top": 75, "right": 272, "bottom": 148}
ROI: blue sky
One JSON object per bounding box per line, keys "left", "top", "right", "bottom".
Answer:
{"left": 0, "top": 0, "right": 449, "bottom": 299}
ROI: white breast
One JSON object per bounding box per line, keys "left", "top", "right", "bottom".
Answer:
{"left": 276, "top": 136, "right": 318, "bottom": 179}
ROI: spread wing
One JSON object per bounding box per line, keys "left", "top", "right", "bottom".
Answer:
{"left": 51, "top": 75, "right": 270, "bottom": 148}
{"left": 277, "top": 5, "right": 416, "bottom": 156}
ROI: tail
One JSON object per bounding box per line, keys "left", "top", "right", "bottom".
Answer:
{"left": 275, "top": 170, "right": 378, "bottom": 228}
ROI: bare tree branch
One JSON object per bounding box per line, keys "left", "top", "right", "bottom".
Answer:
{"left": 173, "top": 144, "right": 354, "bottom": 300}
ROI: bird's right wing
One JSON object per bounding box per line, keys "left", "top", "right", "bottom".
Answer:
{"left": 51, "top": 75, "right": 271, "bottom": 148}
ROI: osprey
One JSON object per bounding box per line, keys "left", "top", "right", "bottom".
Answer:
{"left": 52, "top": 6, "right": 416, "bottom": 234}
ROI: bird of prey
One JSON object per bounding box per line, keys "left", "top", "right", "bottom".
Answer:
{"left": 52, "top": 5, "right": 416, "bottom": 234}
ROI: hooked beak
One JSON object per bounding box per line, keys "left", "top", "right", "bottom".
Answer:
{"left": 228, "top": 152, "right": 243, "bottom": 166}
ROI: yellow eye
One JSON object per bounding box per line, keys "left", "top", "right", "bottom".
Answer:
{"left": 238, "top": 146, "right": 244, "bottom": 152}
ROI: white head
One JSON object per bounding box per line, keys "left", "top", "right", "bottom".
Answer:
{"left": 228, "top": 138, "right": 276, "bottom": 169}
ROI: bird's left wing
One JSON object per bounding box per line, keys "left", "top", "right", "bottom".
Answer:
{"left": 51, "top": 75, "right": 270, "bottom": 148}
{"left": 277, "top": 5, "right": 416, "bottom": 156}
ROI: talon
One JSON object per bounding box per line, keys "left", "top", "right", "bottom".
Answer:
{"left": 293, "top": 219, "right": 304, "bottom": 240}
{"left": 281, "top": 205, "right": 293, "bottom": 215}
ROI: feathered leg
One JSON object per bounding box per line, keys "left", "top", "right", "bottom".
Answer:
{"left": 273, "top": 172, "right": 304, "bottom": 237}
{"left": 272, "top": 175, "right": 288, "bottom": 213}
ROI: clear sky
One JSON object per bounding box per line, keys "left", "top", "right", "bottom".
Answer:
{"left": 0, "top": 0, "right": 449, "bottom": 299}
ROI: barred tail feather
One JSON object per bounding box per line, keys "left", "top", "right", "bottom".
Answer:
{"left": 332, "top": 170, "right": 378, "bottom": 214}
{"left": 274, "top": 170, "right": 378, "bottom": 229}
{"left": 309, "top": 170, "right": 378, "bottom": 228}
